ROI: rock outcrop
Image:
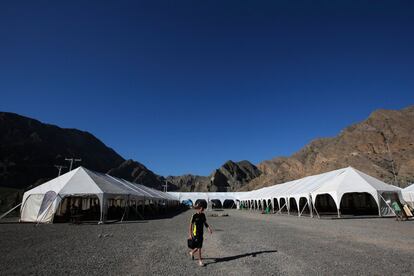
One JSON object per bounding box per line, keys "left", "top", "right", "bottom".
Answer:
{"left": 107, "top": 159, "right": 166, "bottom": 190}
{"left": 242, "top": 106, "right": 414, "bottom": 190}
{"left": 167, "top": 160, "right": 262, "bottom": 192}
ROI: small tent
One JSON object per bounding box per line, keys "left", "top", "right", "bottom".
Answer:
{"left": 20, "top": 167, "right": 177, "bottom": 223}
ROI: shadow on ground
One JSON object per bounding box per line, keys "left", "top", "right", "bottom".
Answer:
{"left": 203, "top": 250, "right": 278, "bottom": 266}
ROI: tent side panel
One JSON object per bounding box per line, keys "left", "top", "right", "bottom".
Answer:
{"left": 20, "top": 194, "right": 44, "bottom": 222}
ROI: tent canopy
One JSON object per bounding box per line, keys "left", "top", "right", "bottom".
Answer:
{"left": 20, "top": 167, "right": 177, "bottom": 223}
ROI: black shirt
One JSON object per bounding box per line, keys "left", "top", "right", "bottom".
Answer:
{"left": 191, "top": 212, "right": 209, "bottom": 238}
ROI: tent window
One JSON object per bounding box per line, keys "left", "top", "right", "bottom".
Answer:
{"left": 223, "top": 199, "right": 235, "bottom": 209}
{"left": 340, "top": 193, "right": 378, "bottom": 216}
{"left": 210, "top": 199, "right": 222, "bottom": 209}
{"left": 289, "top": 198, "right": 299, "bottom": 213}
{"left": 273, "top": 198, "right": 279, "bottom": 211}
{"left": 194, "top": 199, "right": 208, "bottom": 208}
{"left": 54, "top": 196, "right": 101, "bottom": 222}
{"left": 315, "top": 194, "right": 337, "bottom": 214}
{"left": 279, "top": 198, "right": 287, "bottom": 213}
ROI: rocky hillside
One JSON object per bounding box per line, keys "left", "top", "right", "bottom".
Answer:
{"left": 0, "top": 112, "right": 162, "bottom": 190}
{"left": 165, "top": 174, "right": 210, "bottom": 192}
{"left": 167, "top": 160, "right": 262, "bottom": 192}
{"left": 107, "top": 159, "right": 166, "bottom": 190}
{"left": 1, "top": 105, "right": 413, "bottom": 197}
{"left": 242, "top": 106, "right": 414, "bottom": 190}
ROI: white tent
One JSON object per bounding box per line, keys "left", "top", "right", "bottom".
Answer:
{"left": 20, "top": 167, "right": 178, "bottom": 223}
{"left": 167, "top": 191, "right": 248, "bottom": 208}
{"left": 236, "top": 167, "right": 402, "bottom": 217}
{"left": 402, "top": 184, "right": 414, "bottom": 208}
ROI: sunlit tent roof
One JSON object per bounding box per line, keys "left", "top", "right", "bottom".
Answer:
{"left": 20, "top": 167, "right": 177, "bottom": 223}
{"left": 237, "top": 167, "right": 400, "bottom": 202}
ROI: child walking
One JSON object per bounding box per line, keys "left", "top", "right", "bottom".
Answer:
{"left": 188, "top": 202, "right": 213, "bottom": 267}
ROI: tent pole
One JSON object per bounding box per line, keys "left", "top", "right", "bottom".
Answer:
{"left": 276, "top": 203, "right": 287, "bottom": 215}
{"left": 142, "top": 198, "right": 145, "bottom": 218}
{"left": 312, "top": 203, "right": 320, "bottom": 219}
{"left": 378, "top": 193, "right": 398, "bottom": 217}
{"left": 299, "top": 202, "right": 308, "bottom": 217}
{"left": 309, "top": 196, "right": 313, "bottom": 218}
{"left": 0, "top": 203, "right": 22, "bottom": 221}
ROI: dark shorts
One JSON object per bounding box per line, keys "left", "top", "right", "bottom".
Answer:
{"left": 193, "top": 236, "right": 203, "bottom": 248}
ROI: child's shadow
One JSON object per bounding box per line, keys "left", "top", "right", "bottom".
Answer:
{"left": 203, "top": 250, "right": 277, "bottom": 266}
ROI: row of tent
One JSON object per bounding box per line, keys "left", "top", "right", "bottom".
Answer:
{"left": 171, "top": 167, "right": 408, "bottom": 217}
{"left": 19, "top": 166, "right": 412, "bottom": 223}
{"left": 20, "top": 167, "right": 178, "bottom": 223}
{"left": 238, "top": 167, "right": 402, "bottom": 217}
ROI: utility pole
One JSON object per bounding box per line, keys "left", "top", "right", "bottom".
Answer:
{"left": 65, "top": 158, "right": 82, "bottom": 171}
{"left": 54, "top": 165, "right": 67, "bottom": 176}
{"left": 385, "top": 138, "right": 398, "bottom": 186}
{"left": 379, "top": 120, "right": 398, "bottom": 186}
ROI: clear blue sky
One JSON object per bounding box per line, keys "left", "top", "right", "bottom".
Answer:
{"left": 1, "top": 1, "right": 413, "bottom": 176}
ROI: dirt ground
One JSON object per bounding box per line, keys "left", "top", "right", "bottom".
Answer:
{"left": 0, "top": 209, "right": 413, "bottom": 275}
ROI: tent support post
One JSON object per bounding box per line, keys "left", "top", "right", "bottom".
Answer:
{"left": 378, "top": 193, "right": 398, "bottom": 217}
{"left": 0, "top": 203, "right": 22, "bottom": 221}
{"left": 312, "top": 202, "right": 320, "bottom": 219}
{"left": 337, "top": 209, "right": 341, "bottom": 218}
{"left": 299, "top": 202, "right": 308, "bottom": 217}
{"left": 142, "top": 198, "right": 145, "bottom": 218}
{"left": 309, "top": 196, "right": 313, "bottom": 218}
{"left": 276, "top": 203, "right": 287, "bottom": 215}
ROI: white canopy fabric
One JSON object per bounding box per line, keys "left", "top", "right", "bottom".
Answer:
{"left": 402, "top": 184, "right": 414, "bottom": 207}
{"left": 20, "top": 167, "right": 177, "bottom": 223}
{"left": 170, "top": 167, "right": 402, "bottom": 217}
{"left": 168, "top": 192, "right": 248, "bottom": 207}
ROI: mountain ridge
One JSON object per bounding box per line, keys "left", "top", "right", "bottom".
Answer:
{"left": 241, "top": 105, "right": 414, "bottom": 190}
{"left": 1, "top": 105, "right": 413, "bottom": 198}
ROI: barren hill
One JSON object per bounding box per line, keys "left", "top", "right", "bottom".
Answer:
{"left": 242, "top": 106, "right": 414, "bottom": 190}
{"left": 167, "top": 160, "right": 261, "bottom": 192}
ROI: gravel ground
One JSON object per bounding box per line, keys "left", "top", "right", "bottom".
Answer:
{"left": 0, "top": 210, "right": 413, "bottom": 275}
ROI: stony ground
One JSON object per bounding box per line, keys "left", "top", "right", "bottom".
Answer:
{"left": 1, "top": 210, "right": 413, "bottom": 275}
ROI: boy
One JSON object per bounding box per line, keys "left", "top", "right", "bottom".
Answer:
{"left": 188, "top": 202, "right": 213, "bottom": 267}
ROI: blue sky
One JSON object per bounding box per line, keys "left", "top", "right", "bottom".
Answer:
{"left": 1, "top": 1, "right": 413, "bottom": 176}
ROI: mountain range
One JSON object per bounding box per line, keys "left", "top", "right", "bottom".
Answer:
{"left": 1, "top": 105, "right": 413, "bottom": 207}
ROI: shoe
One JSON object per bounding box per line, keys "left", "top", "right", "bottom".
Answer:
{"left": 189, "top": 252, "right": 194, "bottom": 260}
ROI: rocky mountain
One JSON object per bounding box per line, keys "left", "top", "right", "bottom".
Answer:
{"left": 107, "top": 159, "right": 166, "bottom": 190}
{"left": 0, "top": 112, "right": 160, "bottom": 190}
{"left": 242, "top": 106, "right": 414, "bottom": 191}
{"left": 1, "top": 105, "right": 413, "bottom": 199}
{"left": 167, "top": 160, "right": 262, "bottom": 192}
{"left": 165, "top": 174, "right": 210, "bottom": 192}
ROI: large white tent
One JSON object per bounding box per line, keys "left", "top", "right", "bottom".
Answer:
{"left": 169, "top": 167, "right": 402, "bottom": 217}
{"left": 237, "top": 167, "right": 403, "bottom": 217}
{"left": 20, "top": 167, "right": 178, "bottom": 223}
{"left": 402, "top": 184, "right": 414, "bottom": 208}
